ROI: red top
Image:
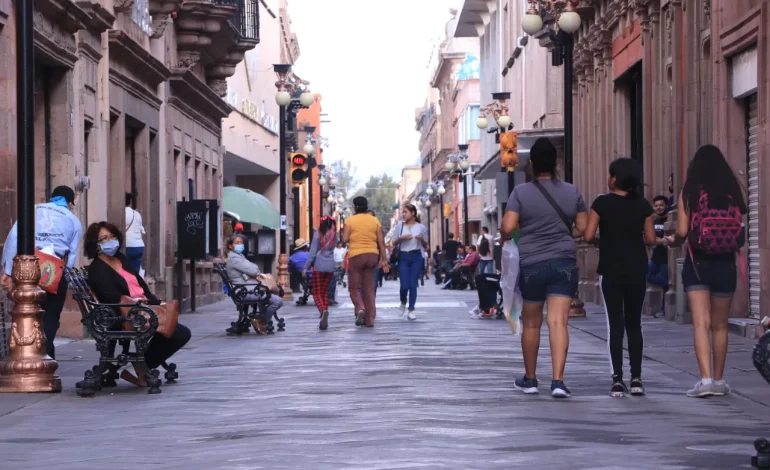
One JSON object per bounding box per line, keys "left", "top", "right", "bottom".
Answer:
{"left": 117, "top": 269, "right": 146, "bottom": 299}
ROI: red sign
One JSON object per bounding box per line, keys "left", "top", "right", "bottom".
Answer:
{"left": 292, "top": 154, "right": 306, "bottom": 166}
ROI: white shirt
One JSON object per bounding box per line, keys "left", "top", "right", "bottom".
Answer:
{"left": 125, "top": 207, "right": 146, "bottom": 248}
{"left": 333, "top": 247, "right": 347, "bottom": 263}
{"left": 394, "top": 222, "right": 428, "bottom": 253}
{"left": 479, "top": 233, "right": 494, "bottom": 261}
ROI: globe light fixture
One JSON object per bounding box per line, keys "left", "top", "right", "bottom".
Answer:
{"left": 438, "top": 185, "right": 446, "bottom": 195}
{"left": 329, "top": 176, "right": 338, "bottom": 186}
{"left": 318, "top": 176, "right": 327, "bottom": 186}
{"left": 338, "top": 196, "right": 345, "bottom": 203}
{"left": 445, "top": 160, "right": 455, "bottom": 170}
{"left": 476, "top": 116, "right": 488, "bottom": 129}
{"left": 558, "top": 3, "right": 581, "bottom": 34}
{"left": 426, "top": 187, "right": 434, "bottom": 196}
{"left": 522, "top": 7, "right": 544, "bottom": 35}
{"left": 303, "top": 142, "right": 315, "bottom": 154}
{"left": 424, "top": 200, "right": 431, "bottom": 207}
{"left": 275, "top": 90, "right": 292, "bottom": 106}
{"left": 299, "top": 91, "right": 315, "bottom": 107}
{"left": 327, "top": 194, "right": 334, "bottom": 203}
{"left": 460, "top": 160, "right": 470, "bottom": 170}
{"left": 497, "top": 114, "right": 512, "bottom": 129}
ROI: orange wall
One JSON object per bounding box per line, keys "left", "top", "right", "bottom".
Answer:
{"left": 612, "top": 20, "right": 642, "bottom": 80}
{"left": 296, "top": 94, "right": 323, "bottom": 237}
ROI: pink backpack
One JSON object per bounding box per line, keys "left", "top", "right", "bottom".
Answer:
{"left": 688, "top": 190, "right": 745, "bottom": 282}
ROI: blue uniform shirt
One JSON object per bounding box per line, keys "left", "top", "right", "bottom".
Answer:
{"left": 2, "top": 198, "right": 83, "bottom": 276}
{"left": 288, "top": 251, "right": 309, "bottom": 273}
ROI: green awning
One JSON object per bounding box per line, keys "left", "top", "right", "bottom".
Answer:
{"left": 222, "top": 186, "right": 281, "bottom": 229}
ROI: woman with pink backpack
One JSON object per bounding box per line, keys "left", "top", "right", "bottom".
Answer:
{"left": 668, "top": 145, "right": 747, "bottom": 398}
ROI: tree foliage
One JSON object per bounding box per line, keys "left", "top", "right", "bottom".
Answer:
{"left": 328, "top": 160, "right": 357, "bottom": 200}
{"left": 354, "top": 173, "right": 398, "bottom": 231}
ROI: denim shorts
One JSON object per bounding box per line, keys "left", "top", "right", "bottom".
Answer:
{"left": 519, "top": 258, "right": 579, "bottom": 304}
{"left": 682, "top": 256, "right": 736, "bottom": 298}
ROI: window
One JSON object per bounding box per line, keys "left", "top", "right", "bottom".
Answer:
{"left": 459, "top": 104, "right": 481, "bottom": 145}
{"left": 131, "top": 0, "right": 152, "bottom": 35}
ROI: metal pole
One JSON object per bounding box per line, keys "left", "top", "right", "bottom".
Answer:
{"left": 188, "top": 180, "right": 196, "bottom": 312}
{"left": 307, "top": 168, "right": 308, "bottom": 235}
{"left": 0, "top": 0, "right": 61, "bottom": 392}
{"left": 563, "top": 32, "right": 574, "bottom": 184}
{"left": 439, "top": 194, "right": 445, "bottom": 244}
{"left": 463, "top": 174, "right": 470, "bottom": 246}
{"left": 279, "top": 104, "right": 287, "bottom": 254}
{"left": 293, "top": 186, "right": 300, "bottom": 242}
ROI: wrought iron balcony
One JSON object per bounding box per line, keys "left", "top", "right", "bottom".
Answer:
{"left": 215, "top": 0, "right": 260, "bottom": 42}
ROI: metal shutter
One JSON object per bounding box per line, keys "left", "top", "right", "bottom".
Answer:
{"left": 747, "top": 94, "right": 760, "bottom": 318}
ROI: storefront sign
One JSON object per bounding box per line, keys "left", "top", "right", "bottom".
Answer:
{"left": 241, "top": 99, "right": 280, "bottom": 135}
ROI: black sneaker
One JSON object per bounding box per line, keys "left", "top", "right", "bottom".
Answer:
{"left": 610, "top": 379, "right": 628, "bottom": 398}
{"left": 630, "top": 377, "right": 645, "bottom": 396}
{"left": 514, "top": 376, "right": 539, "bottom": 394}
{"left": 551, "top": 380, "right": 571, "bottom": 398}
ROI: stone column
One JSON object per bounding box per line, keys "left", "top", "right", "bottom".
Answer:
{"left": 108, "top": 113, "right": 126, "bottom": 227}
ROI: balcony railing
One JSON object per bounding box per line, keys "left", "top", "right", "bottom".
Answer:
{"left": 217, "top": 0, "right": 260, "bottom": 42}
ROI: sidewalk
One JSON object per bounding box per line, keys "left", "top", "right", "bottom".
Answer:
{"left": 571, "top": 303, "right": 770, "bottom": 409}
{"left": 0, "top": 281, "right": 767, "bottom": 469}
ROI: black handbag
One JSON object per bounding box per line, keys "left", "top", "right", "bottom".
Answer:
{"left": 390, "top": 223, "right": 405, "bottom": 263}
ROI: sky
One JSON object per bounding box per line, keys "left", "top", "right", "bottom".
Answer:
{"left": 290, "top": 0, "right": 461, "bottom": 191}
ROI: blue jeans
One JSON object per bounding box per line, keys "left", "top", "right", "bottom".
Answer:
{"left": 126, "top": 246, "right": 144, "bottom": 273}
{"left": 647, "top": 261, "right": 669, "bottom": 290}
{"left": 328, "top": 271, "right": 338, "bottom": 301}
{"left": 519, "top": 258, "right": 578, "bottom": 304}
{"left": 479, "top": 259, "right": 494, "bottom": 274}
{"left": 399, "top": 250, "right": 423, "bottom": 310}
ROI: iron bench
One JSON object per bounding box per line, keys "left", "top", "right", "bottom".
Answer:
{"left": 213, "top": 262, "right": 286, "bottom": 335}
{"left": 64, "top": 267, "right": 178, "bottom": 397}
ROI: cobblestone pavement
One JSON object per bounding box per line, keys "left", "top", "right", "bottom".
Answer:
{"left": 0, "top": 280, "right": 768, "bottom": 469}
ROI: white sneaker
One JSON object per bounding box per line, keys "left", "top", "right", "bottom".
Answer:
{"left": 407, "top": 311, "right": 417, "bottom": 321}
{"left": 712, "top": 380, "right": 731, "bottom": 396}
{"left": 399, "top": 303, "right": 407, "bottom": 315}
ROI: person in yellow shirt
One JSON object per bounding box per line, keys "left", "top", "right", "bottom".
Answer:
{"left": 341, "top": 196, "right": 390, "bottom": 327}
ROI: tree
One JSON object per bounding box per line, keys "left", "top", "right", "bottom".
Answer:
{"left": 328, "top": 160, "right": 357, "bottom": 200}
{"left": 354, "top": 173, "right": 398, "bottom": 231}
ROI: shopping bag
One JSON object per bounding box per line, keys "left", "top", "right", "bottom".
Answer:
{"left": 500, "top": 240, "right": 523, "bottom": 335}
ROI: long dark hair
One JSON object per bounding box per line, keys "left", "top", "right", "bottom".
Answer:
{"left": 609, "top": 158, "right": 643, "bottom": 199}
{"left": 478, "top": 236, "right": 490, "bottom": 256}
{"left": 318, "top": 216, "right": 337, "bottom": 250}
{"left": 402, "top": 203, "right": 421, "bottom": 224}
{"left": 681, "top": 145, "right": 746, "bottom": 214}
{"left": 529, "top": 137, "right": 558, "bottom": 179}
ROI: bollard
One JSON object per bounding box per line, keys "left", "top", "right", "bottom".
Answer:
{"left": 674, "top": 258, "right": 691, "bottom": 324}
{"left": 752, "top": 438, "right": 770, "bottom": 469}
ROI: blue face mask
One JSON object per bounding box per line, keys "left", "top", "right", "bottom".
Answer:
{"left": 233, "top": 245, "right": 245, "bottom": 254}
{"left": 99, "top": 240, "right": 120, "bottom": 257}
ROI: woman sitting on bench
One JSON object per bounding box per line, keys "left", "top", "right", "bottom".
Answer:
{"left": 84, "top": 221, "right": 191, "bottom": 388}
{"left": 225, "top": 234, "right": 284, "bottom": 335}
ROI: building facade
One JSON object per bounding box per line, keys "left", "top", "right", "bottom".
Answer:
{"left": 0, "top": 0, "right": 260, "bottom": 337}
{"left": 568, "top": 0, "right": 767, "bottom": 321}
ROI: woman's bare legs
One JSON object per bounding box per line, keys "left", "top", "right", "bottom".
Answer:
{"left": 521, "top": 303, "right": 544, "bottom": 379}
{"left": 710, "top": 296, "right": 732, "bottom": 381}
{"left": 688, "top": 291, "right": 713, "bottom": 379}
{"left": 546, "top": 296, "right": 572, "bottom": 381}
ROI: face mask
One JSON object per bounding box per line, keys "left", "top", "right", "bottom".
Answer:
{"left": 233, "top": 245, "right": 245, "bottom": 254}
{"left": 99, "top": 239, "right": 119, "bottom": 257}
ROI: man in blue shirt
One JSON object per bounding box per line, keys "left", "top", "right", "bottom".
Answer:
{"left": 1, "top": 186, "right": 83, "bottom": 359}
{"left": 288, "top": 239, "right": 309, "bottom": 292}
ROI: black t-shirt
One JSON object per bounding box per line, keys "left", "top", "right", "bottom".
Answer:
{"left": 651, "top": 215, "right": 668, "bottom": 266}
{"left": 591, "top": 193, "right": 654, "bottom": 280}
{"left": 443, "top": 240, "right": 460, "bottom": 262}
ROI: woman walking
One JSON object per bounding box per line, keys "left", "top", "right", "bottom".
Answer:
{"left": 341, "top": 196, "right": 390, "bottom": 327}
{"left": 478, "top": 236, "right": 494, "bottom": 274}
{"left": 303, "top": 217, "right": 337, "bottom": 331}
{"left": 667, "top": 145, "right": 747, "bottom": 398}
{"left": 392, "top": 203, "right": 428, "bottom": 320}
{"left": 583, "top": 158, "right": 657, "bottom": 397}
{"left": 499, "top": 137, "right": 588, "bottom": 398}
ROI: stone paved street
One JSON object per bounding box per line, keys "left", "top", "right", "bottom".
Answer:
{"left": 0, "top": 280, "right": 769, "bottom": 469}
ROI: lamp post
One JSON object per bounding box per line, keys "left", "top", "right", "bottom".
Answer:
{"left": 274, "top": 64, "right": 293, "bottom": 298}
{"left": 522, "top": 0, "right": 585, "bottom": 317}
{"left": 0, "top": 0, "right": 61, "bottom": 392}
{"left": 447, "top": 146, "right": 471, "bottom": 246}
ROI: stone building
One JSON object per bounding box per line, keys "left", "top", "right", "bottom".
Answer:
{"left": 0, "top": 0, "right": 261, "bottom": 336}
{"left": 567, "top": 0, "right": 766, "bottom": 321}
